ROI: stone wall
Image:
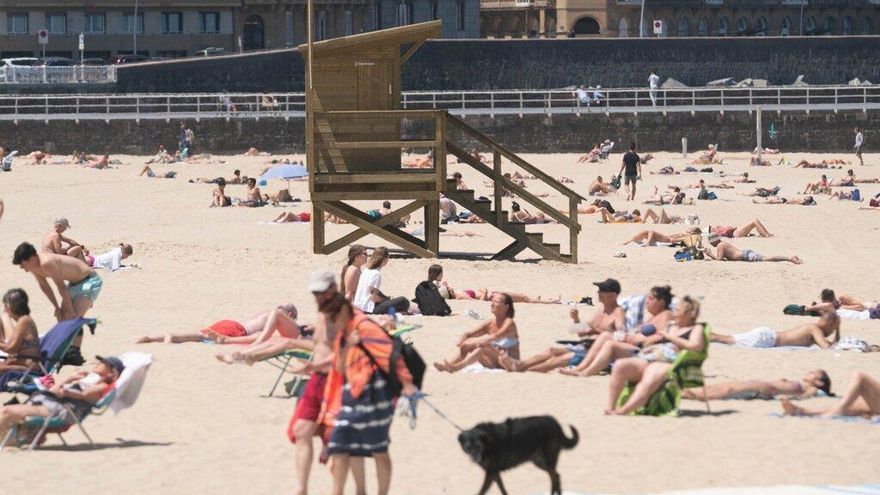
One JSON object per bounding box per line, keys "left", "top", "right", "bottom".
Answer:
{"left": 3, "top": 110, "right": 874, "bottom": 155}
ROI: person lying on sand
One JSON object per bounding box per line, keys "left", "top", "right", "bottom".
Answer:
{"left": 83, "top": 154, "right": 109, "bottom": 169}
{"left": 510, "top": 201, "right": 552, "bottom": 224}
{"left": 598, "top": 207, "right": 641, "bottom": 224}
{"left": 753, "top": 147, "right": 781, "bottom": 155}
{"left": 561, "top": 199, "right": 614, "bottom": 215}
{"left": 804, "top": 288, "right": 878, "bottom": 314}
{"left": 711, "top": 311, "right": 840, "bottom": 349}
{"left": 796, "top": 160, "right": 841, "bottom": 169}
{"left": 742, "top": 186, "right": 781, "bottom": 197}
{"left": 641, "top": 207, "right": 682, "bottom": 224}
{"left": 133, "top": 304, "right": 302, "bottom": 345}
{"left": 707, "top": 219, "right": 773, "bottom": 238}
{"left": 703, "top": 234, "right": 802, "bottom": 264}
{"left": 684, "top": 369, "right": 831, "bottom": 401}
{"left": 623, "top": 227, "right": 701, "bottom": 247}
{"left": 578, "top": 143, "right": 601, "bottom": 163}
{"left": 273, "top": 211, "right": 312, "bottom": 223}
{"left": 830, "top": 189, "right": 863, "bottom": 201}
{"left": 780, "top": 372, "right": 880, "bottom": 419}
{"left": 42, "top": 217, "right": 87, "bottom": 263}
{"left": 752, "top": 195, "right": 816, "bottom": 205}
{"left": 831, "top": 169, "right": 880, "bottom": 186}
{"left": 689, "top": 179, "right": 734, "bottom": 190}
{"left": 191, "top": 170, "right": 245, "bottom": 185}
{"left": 139, "top": 166, "right": 177, "bottom": 179}
{"left": 725, "top": 172, "right": 755, "bottom": 184}
{"left": 86, "top": 243, "right": 134, "bottom": 272}
{"left": 433, "top": 293, "right": 518, "bottom": 373}
{"left": 643, "top": 186, "right": 688, "bottom": 205}
{"left": 27, "top": 150, "right": 51, "bottom": 165}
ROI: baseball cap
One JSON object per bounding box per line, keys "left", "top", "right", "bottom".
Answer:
{"left": 54, "top": 217, "right": 71, "bottom": 228}
{"left": 308, "top": 269, "right": 336, "bottom": 292}
{"left": 96, "top": 355, "right": 125, "bottom": 375}
{"left": 593, "top": 278, "right": 621, "bottom": 294}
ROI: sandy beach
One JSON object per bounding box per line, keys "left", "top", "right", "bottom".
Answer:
{"left": 1, "top": 149, "right": 878, "bottom": 495}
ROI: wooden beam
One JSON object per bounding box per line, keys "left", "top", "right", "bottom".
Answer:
{"left": 311, "top": 201, "right": 324, "bottom": 254}
{"left": 315, "top": 172, "right": 440, "bottom": 184}
{"left": 334, "top": 140, "right": 439, "bottom": 149}
{"left": 316, "top": 201, "right": 436, "bottom": 258}
{"left": 401, "top": 39, "right": 426, "bottom": 65}
{"left": 312, "top": 190, "right": 440, "bottom": 201}
{"left": 316, "top": 109, "right": 443, "bottom": 119}
{"left": 297, "top": 21, "right": 442, "bottom": 56}
{"left": 424, "top": 200, "right": 440, "bottom": 255}
{"left": 321, "top": 200, "right": 427, "bottom": 254}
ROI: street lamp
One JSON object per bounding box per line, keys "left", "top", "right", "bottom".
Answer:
{"left": 800, "top": 0, "right": 805, "bottom": 36}
{"left": 639, "top": 0, "right": 646, "bottom": 38}
{"left": 133, "top": 0, "right": 139, "bottom": 54}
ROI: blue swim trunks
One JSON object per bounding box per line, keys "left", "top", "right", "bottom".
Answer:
{"left": 567, "top": 345, "right": 587, "bottom": 367}
{"left": 67, "top": 272, "right": 103, "bottom": 303}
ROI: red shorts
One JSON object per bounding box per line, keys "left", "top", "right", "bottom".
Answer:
{"left": 287, "top": 373, "right": 327, "bottom": 443}
{"left": 200, "top": 320, "right": 247, "bottom": 337}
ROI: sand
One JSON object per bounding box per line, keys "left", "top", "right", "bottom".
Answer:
{"left": 1, "top": 149, "right": 879, "bottom": 495}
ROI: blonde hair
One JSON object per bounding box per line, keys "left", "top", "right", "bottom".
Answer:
{"left": 679, "top": 295, "right": 701, "bottom": 321}
{"left": 366, "top": 246, "right": 389, "bottom": 270}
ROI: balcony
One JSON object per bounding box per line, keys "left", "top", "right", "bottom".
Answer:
{"left": 481, "top": 0, "right": 554, "bottom": 10}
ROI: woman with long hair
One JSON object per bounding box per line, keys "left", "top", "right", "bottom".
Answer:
{"left": 339, "top": 245, "right": 368, "bottom": 301}
{"left": 352, "top": 247, "right": 410, "bottom": 315}
{"left": 434, "top": 292, "right": 519, "bottom": 372}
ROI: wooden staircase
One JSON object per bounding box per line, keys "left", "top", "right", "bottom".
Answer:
{"left": 444, "top": 114, "right": 585, "bottom": 263}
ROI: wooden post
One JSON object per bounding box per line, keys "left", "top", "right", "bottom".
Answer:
{"left": 569, "top": 195, "right": 578, "bottom": 264}
{"left": 493, "top": 151, "right": 502, "bottom": 225}
{"left": 424, "top": 200, "right": 440, "bottom": 256}
{"left": 436, "top": 112, "right": 447, "bottom": 192}
{"left": 312, "top": 202, "right": 325, "bottom": 254}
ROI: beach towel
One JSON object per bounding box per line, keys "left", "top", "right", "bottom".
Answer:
{"left": 837, "top": 308, "right": 871, "bottom": 320}
{"left": 618, "top": 294, "right": 647, "bottom": 332}
{"left": 111, "top": 352, "right": 153, "bottom": 413}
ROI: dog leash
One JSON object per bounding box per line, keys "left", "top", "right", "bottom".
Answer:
{"left": 402, "top": 392, "right": 464, "bottom": 432}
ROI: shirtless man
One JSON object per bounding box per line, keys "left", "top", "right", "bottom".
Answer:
{"left": 711, "top": 311, "right": 840, "bottom": 349}
{"left": 588, "top": 176, "right": 615, "bottom": 196}
{"left": 689, "top": 179, "right": 733, "bottom": 190}
{"left": 752, "top": 195, "right": 816, "bottom": 205}
{"left": 499, "top": 278, "right": 625, "bottom": 373}
{"left": 84, "top": 154, "right": 110, "bottom": 169}
{"left": 288, "top": 270, "right": 366, "bottom": 495}
{"left": 703, "top": 235, "right": 802, "bottom": 264}
{"left": 832, "top": 169, "right": 880, "bottom": 186}
{"left": 804, "top": 289, "right": 878, "bottom": 314}
{"left": 239, "top": 178, "right": 265, "bottom": 207}
{"left": 42, "top": 218, "right": 87, "bottom": 263}
{"left": 803, "top": 175, "right": 830, "bottom": 194}
{"left": 452, "top": 172, "right": 469, "bottom": 191}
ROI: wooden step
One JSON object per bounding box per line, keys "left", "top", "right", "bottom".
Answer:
{"left": 542, "top": 243, "right": 561, "bottom": 254}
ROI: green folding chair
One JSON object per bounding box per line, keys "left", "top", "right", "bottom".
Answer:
{"left": 617, "top": 323, "right": 712, "bottom": 416}
{"left": 1, "top": 389, "right": 116, "bottom": 451}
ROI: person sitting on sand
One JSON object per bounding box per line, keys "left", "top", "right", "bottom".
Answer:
{"left": 134, "top": 304, "right": 302, "bottom": 345}
{"left": 239, "top": 178, "right": 266, "bottom": 207}
{"left": 42, "top": 217, "right": 87, "bottom": 263}
{"left": 0, "top": 356, "right": 123, "bottom": 442}
{"left": 832, "top": 169, "right": 880, "bottom": 186}
{"left": 803, "top": 175, "right": 830, "bottom": 194}
{"left": 643, "top": 186, "right": 688, "bottom": 205}
{"left": 433, "top": 293, "right": 518, "bottom": 373}
{"left": 780, "top": 371, "right": 880, "bottom": 419}
{"left": 510, "top": 201, "right": 551, "bottom": 224}
{"left": 605, "top": 296, "right": 706, "bottom": 415}
{"left": 623, "top": 227, "right": 701, "bottom": 247}
{"left": 598, "top": 207, "right": 641, "bottom": 224}
{"left": 711, "top": 311, "right": 840, "bottom": 349}
{"left": 559, "top": 286, "right": 676, "bottom": 377}
{"left": 578, "top": 144, "right": 602, "bottom": 163}
{"left": 211, "top": 178, "right": 232, "bottom": 207}
{"left": 86, "top": 243, "right": 134, "bottom": 272}
{"left": 830, "top": 189, "right": 863, "bottom": 201}
{"left": 683, "top": 369, "right": 832, "bottom": 401}
{"left": 452, "top": 172, "right": 468, "bottom": 191}
{"left": 27, "top": 150, "right": 51, "bottom": 165}
{"left": 83, "top": 154, "right": 110, "bottom": 169}
{"left": 0, "top": 289, "right": 41, "bottom": 375}
{"left": 804, "top": 288, "right": 878, "bottom": 314}
{"left": 145, "top": 145, "right": 172, "bottom": 164}
{"left": 750, "top": 154, "right": 771, "bottom": 167}
{"left": 692, "top": 144, "right": 721, "bottom": 165}
{"left": 429, "top": 264, "right": 561, "bottom": 304}
{"left": 752, "top": 195, "right": 816, "bottom": 205}
{"left": 139, "top": 166, "right": 177, "bottom": 179}
{"left": 707, "top": 219, "right": 773, "bottom": 238}
{"left": 588, "top": 176, "right": 615, "bottom": 196}
{"left": 703, "top": 234, "right": 802, "bottom": 264}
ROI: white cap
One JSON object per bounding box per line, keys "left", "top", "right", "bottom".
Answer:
{"left": 308, "top": 269, "right": 336, "bottom": 292}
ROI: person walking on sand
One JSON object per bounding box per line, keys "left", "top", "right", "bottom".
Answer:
{"left": 854, "top": 127, "right": 864, "bottom": 166}
{"left": 649, "top": 69, "right": 660, "bottom": 106}
{"left": 618, "top": 143, "right": 641, "bottom": 201}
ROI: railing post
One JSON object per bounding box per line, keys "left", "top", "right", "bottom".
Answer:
{"left": 76, "top": 96, "right": 80, "bottom": 117}
{"left": 106, "top": 96, "right": 110, "bottom": 115}
{"left": 493, "top": 152, "right": 503, "bottom": 226}
{"left": 196, "top": 95, "right": 200, "bottom": 117}
{"left": 569, "top": 195, "right": 578, "bottom": 264}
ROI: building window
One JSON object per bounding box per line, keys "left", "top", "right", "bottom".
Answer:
{"left": 373, "top": 2, "right": 383, "bottom": 30}
{"left": 676, "top": 17, "right": 688, "bottom": 37}
{"left": 122, "top": 12, "right": 144, "bottom": 34}
{"left": 199, "top": 12, "right": 221, "bottom": 33}
{"left": 430, "top": 1, "right": 439, "bottom": 21}
{"left": 398, "top": 1, "right": 413, "bottom": 26}
{"left": 863, "top": 16, "right": 872, "bottom": 35}
{"left": 842, "top": 16, "right": 853, "bottom": 35}
{"left": 697, "top": 16, "right": 708, "bottom": 36}
{"left": 457, "top": 0, "right": 466, "bottom": 31}
{"left": 736, "top": 16, "right": 749, "bottom": 35}
{"left": 84, "top": 13, "right": 106, "bottom": 34}
{"left": 316, "top": 11, "right": 327, "bottom": 40}
{"left": 162, "top": 12, "right": 184, "bottom": 34}
{"left": 755, "top": 17, "right": 767, "bottom": 36}
{"left": 7, "top": 13, "right": 28, "bottom": 35}
{"left": 717, "top": 16, "right": 729, "bottom": 36}
{"left": 780, "top": 16, "right": 791, "bottom": 36}
{"left": 344, "top": 10, "right": 353, "bottom": 36}
{"left": 824, "top": 16, "right": 836, "bottom": 35}
{"left": 46, "top": 13, "right": 67, "bottom": 34}
{"left": 618, "top": 17, "right": 629, "bottom": 37}
{"left": 285, "top": 11, "right": 294, "bottom": 44}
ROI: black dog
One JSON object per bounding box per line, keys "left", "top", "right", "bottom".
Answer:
{"left": 458, "top": 415, "right": 579, "bottom": 495}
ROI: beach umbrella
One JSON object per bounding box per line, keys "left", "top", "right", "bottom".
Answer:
{"left": 260, "top": 163, "right": 308, "bottom": 191}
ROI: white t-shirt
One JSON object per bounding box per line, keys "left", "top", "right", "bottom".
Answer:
{"left": 575, "top": 89, "right": 589, "bottom": 104}
{"left": 92, "top": 247, "right": 123, "bottom": 271}
{"left": 855, "top": 132, "right": 864, "bottom": 147}
{"left": 649, "top": 73, "right": 660, "bottom": 89}
{"left": 353, "top": 268, "right": 382, "bottom": 313}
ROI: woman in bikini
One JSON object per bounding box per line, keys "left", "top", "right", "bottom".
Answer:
{"left": 0, "top": 289, "right": 41, "bottom": 375}
{"left": 340, "top": 245, "right": 368, "bottom": 302}
{"left": 780, "top": 371, "right": 880, "bottom": 419}
{"left": 434, "top": 293, "right": 518, "bottom": 372}
{"left": 429, "top": 265, "right": 560, "bottom": 304}
{"left": 623, "top": 227, "right": 702, "bottom": 247}
{"left": 560, "top": 286, "right": 675, "bottom": 377}
{"left": 509, "top": 201, "right": 551, "bottom": 224}
{"left": 683, "top": 369, "right": 831, "bottom": 401}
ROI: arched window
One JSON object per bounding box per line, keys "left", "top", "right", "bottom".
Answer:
{"left": 804, "top": 15, "right": 816, "bottom": 35}
{"left": 863, "top": 16, "right": 872, "bottom": 35}
{"left": 736, "top": 16, "right": 749, "bottom": 36}
{"left": 698, "top": 16, "right": 709, "bottom": 36}
{"left": 242, "top": 14, "right": 264, "bottom": 50}
{"left": 824, "top": 16, "right": 836, "bottom": 35}
{"left": 677, "top": 17, "right": 689, "bottom": 37}
{"left": 397, "top": 1, "right": 413, "bottom": 26}
{"left": 572, "top": 16, "right": 600, "bottom": 35}
{"left": 755, "top": 17, "right": 767, "bottom": 36}
{"left": 373, "top": 1, "right": 383, "bottom": 30}
{"left": 718, "top": 16, "right": 729, "bottom": 36}
{"left": 780, "top": 16, "right": 791, "bottom": 36}
{"left": 618, "top": 17, "right": 629, "bottom": 37}
{"left": 842, "top": 16, "right": 853, "bottom": 35}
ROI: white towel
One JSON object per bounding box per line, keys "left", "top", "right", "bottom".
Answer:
{"left": 111, "top": 352, "right": 153, "bottom": 414}
{"left": 837, "top": 308, "right": 871, "bottom": 321}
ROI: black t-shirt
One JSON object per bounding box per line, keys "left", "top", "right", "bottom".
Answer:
{"left": 623, "top": 151, "right": 640, "bottom": 176}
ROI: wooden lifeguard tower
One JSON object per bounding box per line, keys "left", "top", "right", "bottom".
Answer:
{"left": 300, "top": 21, "right": 585, "bottom": 263}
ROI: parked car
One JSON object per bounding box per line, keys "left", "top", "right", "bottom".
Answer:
{"left": 113, "top": 54, "right": 149, "bottom": 65}
{"left": 195, "top": 47, "right": 226, "bottom": 57}
{"left": 81, "top": 58, "right": 109, "bottom": 66}
{"left": 1, "top": 57, "right": 40, "bottom": 67}
{"left": 39, "top": 57, "right": 76, "bottom": 67}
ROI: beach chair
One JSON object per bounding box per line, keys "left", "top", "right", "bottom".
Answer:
{"left": 1, "top": 150, "right": 18, "bottom": 171}
{"left": 599, "top": 142, "right": 614, "bottom": 160}
{"left": 0, "top": 318, "right": 97, "bottom": 392}
{"left": 616, "top": 323, "right": 712, "bottom": 416}
{"left": 0, "top": 388, "right": 116, "bottom": 451}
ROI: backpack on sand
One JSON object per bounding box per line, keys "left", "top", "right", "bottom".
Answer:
{"left": 413, "top": 281, "right": 451, "bottom": 316}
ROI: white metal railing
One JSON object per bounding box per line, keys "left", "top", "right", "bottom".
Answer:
{"left": 1, "top": 85, "right": 879, "bottom": 121}
{"left": 0, "top": 65, "right": 117, "bottom": 85}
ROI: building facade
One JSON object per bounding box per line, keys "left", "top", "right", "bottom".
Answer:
{"left": 482, "top": 0, "right": 880, "bottom": 39}
{"left": 0, "top": 0, "right": 478, "bottom": 61}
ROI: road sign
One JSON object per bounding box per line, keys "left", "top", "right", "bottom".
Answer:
{"left": 653, "top": 20, "right": 663, "bottom": 35}
{"left": 38, "top": 29, "right": 49, "bottom": 45}
{"left": 78, "top": 33, "right": 85, "bottom": 50}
